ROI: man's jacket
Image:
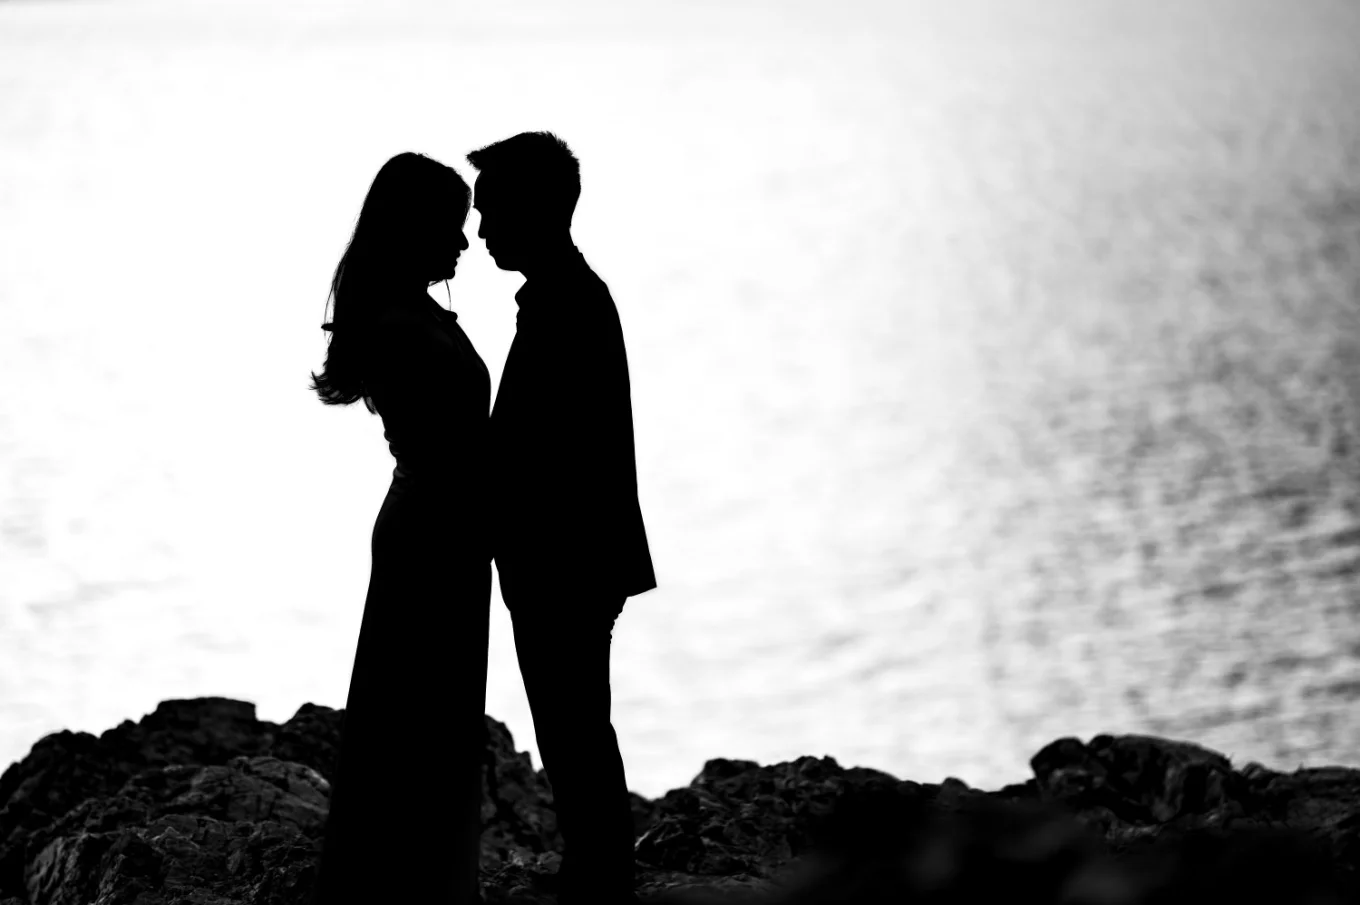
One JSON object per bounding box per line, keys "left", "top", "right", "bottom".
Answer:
{"left": 490, "top": 248, "right": 657, "bottom": 599}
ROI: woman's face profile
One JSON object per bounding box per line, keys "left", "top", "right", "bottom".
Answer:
{"left": 427, "top": 199, "right": 471, "bottom": 284}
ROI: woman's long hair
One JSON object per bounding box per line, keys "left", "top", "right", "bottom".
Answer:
{"left": 309, "top": 152, "right": 471, "bottom": 409}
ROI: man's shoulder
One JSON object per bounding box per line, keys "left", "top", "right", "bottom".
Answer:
{"left": 567, "top": 266, "right": 619, "bottom": 315}
{"left": 523, "top": 267, "right": 616, "bottom": 327}
{"left": 584, "top": 263, "right": 613, "bottom": 295}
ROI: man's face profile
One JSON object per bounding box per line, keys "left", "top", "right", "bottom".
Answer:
{"left": 473, "top": 173, "right": 541, "bottom": 274}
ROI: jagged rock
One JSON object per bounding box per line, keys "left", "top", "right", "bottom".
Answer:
{"left": 633, "top": 755, "right": 907, "bottom": 879}
{"left": 264, "top": 704, "right": 342, "bottom": 782}
{"left": 479, "top": 715, "right": 562, "bottom": 870}
{"left": 1, "top": 699, "right": 1358, "bottom": 904}
{"left": 1027, "top": 734, "right": 1358, "bottom": 902}
{"left": 0, "top": 698, "right": 562, "bottom": 904}
{"left": 1031, "top": 734, "right": 1246, "bottom": 826}
{"left": 15, "top": 756, "right": 328, "bottom": 905}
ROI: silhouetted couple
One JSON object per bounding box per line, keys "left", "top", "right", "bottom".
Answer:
{"left": 308, "top": 132, "right": 655, "bottom": 905}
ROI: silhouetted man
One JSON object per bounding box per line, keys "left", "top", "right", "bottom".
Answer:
{"left": 467, "top": 131, "right": 656, "bottom": 905}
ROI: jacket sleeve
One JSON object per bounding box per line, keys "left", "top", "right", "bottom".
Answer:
{"left": 492, "top": 300, "right": 649, "bottom": 584}
{"left": 532, "top": 311, "right": 635, "bottom": 527}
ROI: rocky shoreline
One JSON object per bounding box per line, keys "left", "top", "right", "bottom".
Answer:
{"left": 0, "top": 697, "right": 1356, "bottom": 904}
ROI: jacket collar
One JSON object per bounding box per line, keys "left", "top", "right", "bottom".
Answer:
{"left": 514, "top": 246, "right": 590, "bottom": 312}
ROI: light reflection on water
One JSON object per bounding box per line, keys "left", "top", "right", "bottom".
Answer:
{"left": 2, "top": 0, "right": 1359, "bottom": 797}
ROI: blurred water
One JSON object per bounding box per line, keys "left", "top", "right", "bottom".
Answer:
{"left": 2, "top": 0, "right": 1360, "bottom": 797}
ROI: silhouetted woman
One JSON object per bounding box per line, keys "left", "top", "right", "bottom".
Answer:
{"left": 308, "top": 152, "right": 491, "bottom": 904}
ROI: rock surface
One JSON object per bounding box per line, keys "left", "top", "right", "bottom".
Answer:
{"left": 0, "top": 698, "right": 1355, "bottom": 904}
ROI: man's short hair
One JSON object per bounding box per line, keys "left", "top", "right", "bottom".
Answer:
{"left": 466, "top": 131, "right": 581, "bottom": 223}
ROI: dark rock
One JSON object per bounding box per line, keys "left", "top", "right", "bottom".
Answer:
{"left": 764, "top": 790, "right": 1136, "bottom": 905}
{"left": 2, "top": 699, "right": 1358, "bottom": 904}
{"left": 478, "top": 714, "right": 562, "bottom": 871}
{"left": 264, "top": 703, "right": 342, "bottom": 782}
{"left": 1032, "top": 733, "right": 1249, "bottom": 828}
{"left": 633, "top": 755, "right": 907, "bottom": 881}
{"left": 0, "top": 698, "right": 562, "bottom": 904}
{"left": 1119, "top": 824, "right": 1349, "bottom": 905}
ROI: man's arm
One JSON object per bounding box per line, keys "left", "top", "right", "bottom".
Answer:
{"left": 507, "top": 310, "right": 629, "bottom": 541}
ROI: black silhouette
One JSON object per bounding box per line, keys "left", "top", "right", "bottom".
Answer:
{"left": 308, "top": 152, "right": 491, "bottom": 904}
{"left": 468, "top": 131, "right": 656, "bottom": 905}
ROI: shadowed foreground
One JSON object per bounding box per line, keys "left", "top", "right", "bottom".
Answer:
{"left": 0, "top": 698, "right": 1356, "bottom": 904}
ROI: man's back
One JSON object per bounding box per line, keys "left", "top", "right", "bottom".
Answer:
{"left": 490, "top": 251, "right": 656, "bottom": 599}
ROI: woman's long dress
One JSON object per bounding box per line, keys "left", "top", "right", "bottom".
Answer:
{"left": 311, "top": 292, "right": 493, "bottom": 905}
